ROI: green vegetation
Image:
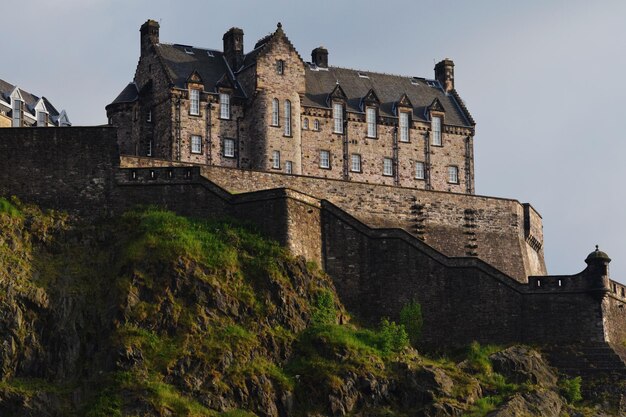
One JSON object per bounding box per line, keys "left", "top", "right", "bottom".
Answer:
{"left": 0, "top": 196, "right": 22, "bottom": 217}
{"left": 559, "top": 376, "right": 583, "bottom": 403}
{"left": 399, "top": 300, "right": 423, "bottom": 346}
{"left": 379, "top": 318, "right": 409, "bottom": 355}
{"left": 310, "top": 289, "right": 337, "bottom": 325}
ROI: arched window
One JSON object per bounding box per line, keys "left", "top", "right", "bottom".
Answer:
{"left": 271, "top": 98, "right": 279, "bottom": 126}
{"left": 314, "top": 119, "right": 320, "bottom": 131}
{"left": 303, "top": 118, "right": 309, "bottom": 130}
{"left": 284, "top": 100, "right": 291, "bottom": 136}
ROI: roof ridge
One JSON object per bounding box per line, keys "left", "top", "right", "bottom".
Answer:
{"left": 311, "top": 64, "right": 435, "bottom": 82}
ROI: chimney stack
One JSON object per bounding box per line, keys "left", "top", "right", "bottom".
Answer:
{"left": 140, "top": 20, "right": 160, "bottom": 55}
{"left": 312, "top": 47, "right": 328, "bottom": 68}
{"left": 434, "top": 59, "right": 455, "bottom": 92}
{"left": 223, "top": 27, "right": 244, "bottom": 71}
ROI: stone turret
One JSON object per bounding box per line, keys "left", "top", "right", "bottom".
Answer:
{"left": 585, "top": 245, "right": 611, "bottom": 293}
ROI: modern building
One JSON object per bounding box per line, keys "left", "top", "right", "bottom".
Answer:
{"left": 107, "top": 20, "right": 475, "bottom": 193}
{"left": 0, "top": 79, "right": 71, "bottom": 128}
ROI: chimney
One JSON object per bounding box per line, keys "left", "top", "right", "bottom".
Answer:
{"left": 434, "top": 58, "right": 455, "bottom": 92}
{"left": 140, "top": 20, "right": 160, "bottom": 55}
{"left": 312, "top": 47, "right": 328, "bottom": 68}
{"left": 223, "top": 27, "right": 244, "bottom": 71}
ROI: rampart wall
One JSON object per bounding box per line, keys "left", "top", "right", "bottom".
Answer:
{"left": 121, "top": 156, "right": 545, "bottom": 283}
{"left": 1, "top": 128, "right": 625, "bottom": 354}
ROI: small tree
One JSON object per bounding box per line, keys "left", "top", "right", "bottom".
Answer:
{"left": 379, "top": 318, "right": 409, "bottom": 355}
{"left": 400, "top": 300, "right": 423, "bottom": 346}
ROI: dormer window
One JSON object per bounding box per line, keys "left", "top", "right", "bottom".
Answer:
{"left": 333, "top": 103, "right": 344, "bottom": 134}
{"left": 432, "top": 116, "right": 442, "bottom": 146}
{"left": 11, "top": 98, "right": 22, "bottom": 127}
{"left": 220, "top": 93, "right": 230, "bottom": 119}
{"left": 276, "top": 60, "right": 285, "bottom": 75}
{"left": 366, "top": 107, "right": 377, "bottom": 138}
{"left": 37, "top": 110, "right": 48, "bottom": 127}
{"left": 399, "top": 112, "right": 410, "bottom": 142}
{"left": 190, "top": 89, "right": 200, "bottom": 115}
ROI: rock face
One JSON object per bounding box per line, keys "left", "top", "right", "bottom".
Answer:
{"left": 489, "top": 346, "right": 558, "bottom": 387}
{"left": 0, "top": 199, "right": 623, "bottom": 417}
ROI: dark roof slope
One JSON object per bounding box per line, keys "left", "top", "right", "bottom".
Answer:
{"left": 304, "top": 65, "right": 474, "bottom": 127}
{"left": 109, "top": 82, "right": 139, "bottom": 106}
{"left": 0, "top": 78, "right": 63, "bottom": 119}
{"left": 155, "top": 44, "right": 245, "bottom": 98}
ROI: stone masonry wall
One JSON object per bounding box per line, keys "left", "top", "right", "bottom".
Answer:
{"left": 120, "top": 157, "right": 545, "bottom": 282}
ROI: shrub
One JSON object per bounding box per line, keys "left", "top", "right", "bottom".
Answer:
{"left": 399, "top": 300, "right": 423, "bottom": 346}
{"left": 379, "top": 318, "right": 409, "bottom": 355}
{"left": 560, "top": 376, "right": 582, "bottom": 403}
{"left": 311, "top": 290, "right": 336, "bottom": 326}
{"left": 466, "top": 341, "right": 501, "bottom": 375}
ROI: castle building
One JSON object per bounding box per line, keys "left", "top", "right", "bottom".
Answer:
{"left": 107, "top": 20, "right": 476, "bottom": 193}
{"left": 0, "top": 79, "right": 71, "bottom": 128}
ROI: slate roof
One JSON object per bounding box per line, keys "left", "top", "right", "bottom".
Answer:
{"left": 0, "top": 78, "right": 66, "bottom": 124}
{"left": 155, "top": 44, "right": 246, "bottom": 98}
{"left": 109, "top": 82, "right": 139, "bottom": 105}
{"left": 304, "top": 65, "right": 473, "bottom": 127}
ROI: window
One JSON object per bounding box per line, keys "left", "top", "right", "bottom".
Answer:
{"left": 146, "top": 109, "right": 152, "bottom": 123}
{"left": 190, "top": 89, "right": 200, "bottom": 115}
{"left": 303, "top": 118, "right": 309, "bottom": 130}
{"left": 448, "top": 166, "right": 459, "bottom": 183}
{"left": 415, "top": 162, "right": 425, "bottom": 179}
{"left": 147, "top": 140, "right": 153, "bottom": 157}
{"left": 351, "top": 154, "right": 361, "bottom": 172}
{"left": 399, "top": 112, "right": 409, "bottom": 142}
{"left": 432, "top": 116, "right": 442, "bottom": 146}
{"left": 220, "top": 93, "right": 230, "bottom": 119}
{"left": 333, "top": 103, "right": 343, "bottom": 133}
{"left": 276, "top": 60, "right": 285, "bottom": 75}
{"left": 383, "top": 158, "right": 393, "bottom": 176}
{"left": 284, "top": 100, "right": 291, "bottom": 136}
{"left": 313, "top": 119, "right": 320, "bottom": 131}
{"left": 191, "top": 135, "right": 202, "bottom": 154}
{"left": 285, "top": 161, "right": 293, "bottom": 174}
{"left": 37, "top": 111, "right": 48, "bottom": 127}
{"left": 12, "top": 99, "right": 22, "bottom": 127}
{"left": 223, "top": 138, "right": 235, "bottom": 157}
{"left": 272, "top": 150, "right": 281, "bottom": 169}
{"left": 271, "top": 98, "right": 279, "bottom": 126}
{"left": 320, "top": 150, "right": 330, "bottom": 169}
{"left": 366, "top": 107, "right": 377, "bottom": 138}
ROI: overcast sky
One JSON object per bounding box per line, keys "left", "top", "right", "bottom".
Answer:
{"left": 4, "top": 0, "right": 625, "bottom": 281}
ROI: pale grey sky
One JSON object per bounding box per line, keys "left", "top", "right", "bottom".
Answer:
{"left": 4, "top": 0, "right": 626, "bottom": 280}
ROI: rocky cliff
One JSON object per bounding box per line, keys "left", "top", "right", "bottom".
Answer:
{"left": 0, "top": 197, "right": 623, "bottom": 416}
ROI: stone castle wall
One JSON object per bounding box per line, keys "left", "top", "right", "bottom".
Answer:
{"left": 1, "top": 127, "right": 624, "bottom": 352}
{"left": 121, "top": 156, "right": 545, "bottom": 282}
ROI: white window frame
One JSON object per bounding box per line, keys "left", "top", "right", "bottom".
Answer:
{"left": 415, "top": 161, "right": 425, "bottom": 179}
{"left": 12, "top": 99, "right": 22, "bottom": 127}
{"left": 220, "top": 93, "right": 230, "bottom": 119}
{"left": 191, "top": 135, "right": 202, "bottom": 154}
{"left": 366, "top": 107, "right": 377, "bottom": 138}
{"left": 320, "top": 150, "right": 330, "bottom": 169}
{"left": 223, "top": 138, "right": 235, "bottom": 157}
{"left": 146, "top": 109, "right": 152, "bottom": 123}
{"left": 271, "top": 98, "right": 279, "bottom": 126}
{"left": 147, "top": 139, "right": 153, "bottom": 157}
{"left": 351, "top": 154, "right": 361, "bottom": 172}
{"left": 303, "top": 118, "right": 309, "bottom": 130}
{"left": 399, "top": 112, "right": 410, "bottom": 142}
{"left": 284, "top": 100, "right": 291, "bottom": 136}
{"left": 333, "top": 103, "right": 343, "bottom": 134}
{"left": 272, "top": 150, "right": 281, "bottom": 169}
{"left": 314, "top": 119, "right": 320, "bottom": 131}
{"left": 285, "top": 161, "right": 293, "bottom": 174}
{"left": 190, "top": 89, "right": 200, "bottom": 115}
{"left": 448, "top": 166, "right": 459, "bottom": 184}
{"left": 383, "top": 158, "right": 393, "bottom": 176}
{"left": 432, "top": 116, "right": 442, "bottom": 146}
